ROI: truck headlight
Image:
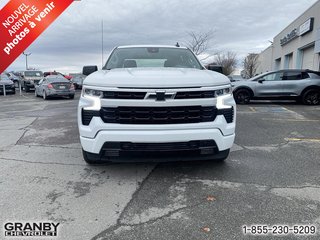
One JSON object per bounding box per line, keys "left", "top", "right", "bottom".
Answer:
{"left": 215, "top": 87, "right": 232, "bottom": 97}
{"left": 82, "top": 88, "right": 103, "bottom": 111}
{"left": 83, "top": 88, "right": 103, "bottom": 98}
{"left": 215, "top": 87, "right": 233, "bottom": 109}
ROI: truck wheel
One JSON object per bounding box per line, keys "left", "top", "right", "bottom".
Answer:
{"left": 234, "top": 89, "right": 251, "bottom": 104}
{"left": 302, "top": 89, "right": 320, "bottom": 105}
{"left": 82, "top": 149, "right": 103, "bottom": 164}
{"left": 69, "top": 94, "right": 75, "bottom": 99}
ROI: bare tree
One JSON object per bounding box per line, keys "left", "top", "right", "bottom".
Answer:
{"left": 213, "top": 51, "right": 238, "bottom": 75}
{"left": 185, "top": 30, "right": 215, "bottom": 56}
{"left": 243, "top": 53, "right": 259, "bottom": 78}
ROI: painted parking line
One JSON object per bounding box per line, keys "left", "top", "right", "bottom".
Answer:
{"left": 249, "top": 107, "right": 256, "bottom": 112}
{"left": 285, "top": 138, "right": 320, "bottom": 143}
{"left": 262, "top": 118, "right": 320, "bottom": 122}
{"left": 250, "top": 107, "right": 289, "bottom": 113}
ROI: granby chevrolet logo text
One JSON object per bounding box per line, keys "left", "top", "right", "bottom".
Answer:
{"left": 4, "top": 222, "right": 60, "bottom": 237}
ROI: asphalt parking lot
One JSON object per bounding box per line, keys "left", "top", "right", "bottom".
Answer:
{"left": 0, "top": 92, "right": 320, "bottom": 240}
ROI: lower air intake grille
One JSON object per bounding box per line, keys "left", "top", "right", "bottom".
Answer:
{"left": 218, "top": 107, "right": 234, "bottom": 123}
{"left": 102, "top": 140, "right": 217, "bottom": 152}
{"left": 82, "top": 109, "right": 100, "bottom": 126}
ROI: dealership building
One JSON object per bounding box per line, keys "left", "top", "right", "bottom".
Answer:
{"left": 257, "top": 0, "right": 320, "bottom": 73}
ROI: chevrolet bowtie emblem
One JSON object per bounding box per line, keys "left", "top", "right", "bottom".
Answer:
{"left": 147, "top": 91, "right": 175, "bottom": 101}
{"left": 156, "top": 91, "right": 166, "bottom": 101}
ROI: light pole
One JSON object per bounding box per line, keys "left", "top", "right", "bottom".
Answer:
{"left": 23, "top": 52, "right": 31, "bottom": 70}
{"left": 101, "top": 20, "right": 104, "bottom": 68}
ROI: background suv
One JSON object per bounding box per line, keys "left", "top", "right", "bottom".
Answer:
{"left": 20, "top": 70, "right": 44, "bottom": 92}
{"left": 233, "top": 69, "right": 320, "bottom": 105}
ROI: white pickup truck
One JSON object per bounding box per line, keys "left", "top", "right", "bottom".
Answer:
{"left": 78, "top": 45, "right": 236, "bottom": 164}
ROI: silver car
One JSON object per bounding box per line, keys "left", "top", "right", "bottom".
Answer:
{"left": 35, "top": 75, "right": 75, "bottom": 100}
{"left": 232, "top": 69, "right": 320, "bottom": 105}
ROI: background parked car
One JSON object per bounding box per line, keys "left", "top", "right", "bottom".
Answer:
{"left": 71, "top": 75, "right": 85, "bottom": 89}
{"left": 0, "top": 73, "right": 16, "bottom": 95}
{"left": 20, "top": 70, "right": 44, "bottom": 92}
{"left": 35, "top": 75, "right": 75, "bottom": 100}
{"left": 228, "top": 74, "right": 245, "bottom": 82}
{"left": 232, "top": 69, "right": 320, "bottom": 105}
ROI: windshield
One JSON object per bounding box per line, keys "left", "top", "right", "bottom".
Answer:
{"left": 104, "top": 47, "right": 203, "bottom": 70}
{"left": 25, "top": 71, "right": 43, "bottom": 77}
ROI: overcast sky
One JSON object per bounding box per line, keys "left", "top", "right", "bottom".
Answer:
{"left": 1, "top": 0, "right": 318, "bottom": 73}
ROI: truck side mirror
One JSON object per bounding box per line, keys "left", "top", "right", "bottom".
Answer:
{"left": 206, "top": 65, "right": 224, "bottom": 74}
{"left": 83, "top": 66, "right": 98, "bottom": 76}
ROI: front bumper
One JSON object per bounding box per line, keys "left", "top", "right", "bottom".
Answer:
{"left": 80, "top": 128, "right": 235, "bottom": 155}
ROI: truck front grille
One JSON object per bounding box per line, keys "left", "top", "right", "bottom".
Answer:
{"left": 103, "top": 91, "right": 146, "bottom": 99}
{"left": 101, "top": 90, "right": 216, "bottom": 100}
{"left": 175, "top": 91, "right": 215, "bottom": 99}
{"left": 34, "top": 80, "right": 40, "bottom": 85}
{"left": 82, "top": 107, "right": 234, "bottom": 126}
{"left": 100, "top": 106, "right": 217, "bottom": 124}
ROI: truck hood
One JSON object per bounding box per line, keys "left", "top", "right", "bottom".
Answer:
{"left": 84, "top": 68, "right": 230, "bottom": 88}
